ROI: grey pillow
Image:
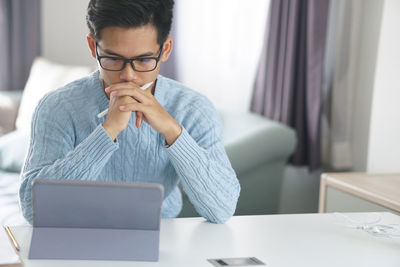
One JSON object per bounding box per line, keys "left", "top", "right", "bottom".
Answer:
{"left": 0, "top": 130, "right": 29, "bottom": 172}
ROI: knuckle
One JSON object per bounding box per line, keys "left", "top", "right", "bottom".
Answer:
{"left": 128, "top": 82, "right": 139, "bottom": 89}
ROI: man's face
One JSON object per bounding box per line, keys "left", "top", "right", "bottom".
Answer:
{"left": 87, "top": 24, "right": 171, "bottom": 90}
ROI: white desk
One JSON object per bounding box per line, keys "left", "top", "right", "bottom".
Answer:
{"left": 10, "top": 213, "right": 400, "bottom": 267}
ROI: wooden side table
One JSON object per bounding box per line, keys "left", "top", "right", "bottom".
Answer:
{"left": 319, "top": 173, "right": 400, "bottom": 214}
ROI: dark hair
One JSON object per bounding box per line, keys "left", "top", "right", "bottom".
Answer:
{"left": 86, "top": 0, "right": 174, "bottom": 45}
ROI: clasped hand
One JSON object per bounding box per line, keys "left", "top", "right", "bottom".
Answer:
{"left": 102, "top": 81, "right": 182, "bottom": 145}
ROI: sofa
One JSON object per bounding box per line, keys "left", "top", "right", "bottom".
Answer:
{"left": 0, "top": 58, "right": 296, "bottom": 225}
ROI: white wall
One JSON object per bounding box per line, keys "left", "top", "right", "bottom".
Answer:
{"left": 175, "top": 0, "right": 269, "bottom": 111}
{"left": 367, "top": 0, "right": 400, "bottom": 172}
{"left": 351, "top": 0, "right": 384, "bottom": 171}
{"left": 42, "top": 0, "right": 93, "bottom": 66}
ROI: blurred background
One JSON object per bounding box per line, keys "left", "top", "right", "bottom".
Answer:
{"left": 0, "top": 0, "right": 399, "bottom": 224}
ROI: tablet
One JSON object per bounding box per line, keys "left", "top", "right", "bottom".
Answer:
{"left": 29, "top": 178, "right": 164, "bottom": 261}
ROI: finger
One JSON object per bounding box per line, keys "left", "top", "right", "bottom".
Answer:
{"left": 117, "top": 95, "right": 140, "bottom": 106}
{"left": 111, "top": 88, "right": 149, "bottom": 103}
{"left": 136, "top": 111, "right": 143, "bottom": 128}
{"left": 119, "top": 102, "right": 146, "bottom": 113}
{"left": 105, "top": 81, "right": 140, "bottom": 93}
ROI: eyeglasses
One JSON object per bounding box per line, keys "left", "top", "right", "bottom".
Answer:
{"left": 95, "top": 42, "right": 163, "bottom": 72}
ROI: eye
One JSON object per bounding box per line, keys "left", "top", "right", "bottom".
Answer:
{"left": 136, "top": 58, "right": 152, "bottom": 63}
{"left": 107, "top": 57, "right": 122, "bottom": 62}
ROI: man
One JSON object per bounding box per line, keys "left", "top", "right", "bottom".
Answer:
{"left": 19, "top": 0, "right": 240, "bottom": 224}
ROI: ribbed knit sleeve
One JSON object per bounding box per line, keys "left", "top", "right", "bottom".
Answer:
{"left": 165, "top": 100, "right": 241, "bottom": 224}
{"left": 19, "top": 94, "right": 118, "bottom": 224}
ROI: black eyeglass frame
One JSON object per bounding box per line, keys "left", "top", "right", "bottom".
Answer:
{"left": 95, "top": 42, "right": 164, "bottom": 72}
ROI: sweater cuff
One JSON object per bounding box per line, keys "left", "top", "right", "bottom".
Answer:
{"left": 78, "top": 124, "right": 119, "bottom": 161}
{"left": 165, "top": 127, "right": 202, "bottom": 168}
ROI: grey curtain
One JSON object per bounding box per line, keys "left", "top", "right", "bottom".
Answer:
{"left": 0, "top": 0, "right": 41, "bottom": 91}
{"left": 250, "top": 0, "right": 330, "bottom": 170}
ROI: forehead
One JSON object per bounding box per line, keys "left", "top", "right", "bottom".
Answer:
{"left": 98, "top": 24, "right": 159, "bottom": 56}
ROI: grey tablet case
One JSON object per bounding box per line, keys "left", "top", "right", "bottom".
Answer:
{"left": 29, "top": 179, "right": 164, "bottom": 261}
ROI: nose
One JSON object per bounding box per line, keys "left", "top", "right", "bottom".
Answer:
{"left": 119, "top": 62, "right": 139, "bottom": 82}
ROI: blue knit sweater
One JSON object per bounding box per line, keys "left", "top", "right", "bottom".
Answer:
{"left": 19, "top": 71, "right": 240, "bottom": 224}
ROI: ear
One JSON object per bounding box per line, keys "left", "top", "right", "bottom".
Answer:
{"left": 160, "top": 36, "right": 173, "bottom": 62}
{"left": 87, "top": 34, "right": 97, "bottom": 59}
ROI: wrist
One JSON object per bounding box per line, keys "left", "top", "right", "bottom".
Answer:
{"left": 163, "top": 122, "right": 182, "bottom": 146}
{"left": 102, "top": 122, "right": 120, "bottom": 141}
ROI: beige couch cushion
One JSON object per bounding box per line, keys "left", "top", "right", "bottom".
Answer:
{"left": 16, "top": 58, "right": 94, "bottom": 131}
{"left": 0, "top": 92, "right": 20, "bottom": 136}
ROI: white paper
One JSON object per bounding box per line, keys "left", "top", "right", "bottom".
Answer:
{"left": 0, "top": 228, "right": 20, "bottom": 265}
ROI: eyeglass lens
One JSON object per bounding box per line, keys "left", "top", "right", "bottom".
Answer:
{"left": 100, "top": 57, "right": 157, "bottom": 71}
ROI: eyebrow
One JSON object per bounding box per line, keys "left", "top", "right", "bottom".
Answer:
{"left": 102, "top": 48, "right": 155, "bottom": 58}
